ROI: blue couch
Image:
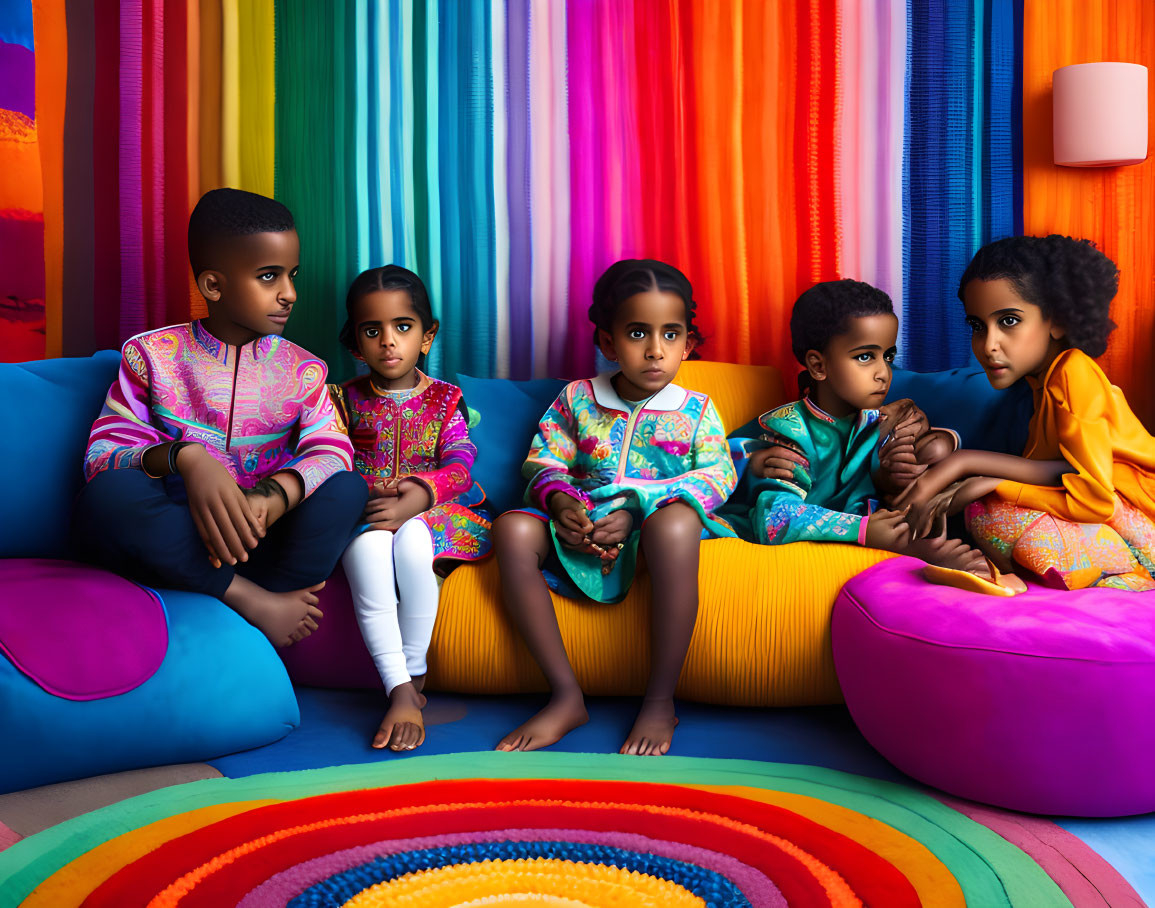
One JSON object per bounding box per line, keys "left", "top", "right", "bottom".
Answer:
{"left": 0, "top": 350, "right": 1030, "bottom": 792}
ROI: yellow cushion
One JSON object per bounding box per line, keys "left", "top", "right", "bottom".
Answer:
{"left": 423, "top": 359, "right": 875, "bottom": 708}
{"left": 674, "top": 360, "right": 788, "bottom": 433}
{"left": 427, "top": 542, "right": 895, "bottom": 707}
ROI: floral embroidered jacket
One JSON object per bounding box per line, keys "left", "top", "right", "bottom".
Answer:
{"left": 84, "top": 321, "right": 352, "bottom": 496}
{"left": 521, "top": 374, "right": 737, "bottom": 602}
{"left": 729, "top": 397, "right": 882, "bottom": 546}
{"left": 331, "top": 371, "right": 490, "bottom": 567}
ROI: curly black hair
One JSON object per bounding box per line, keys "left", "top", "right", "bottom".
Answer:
{"left": 957, "top": 235, "right": 1118, "bottom": 358}
{"left": 588, "top": 259, "right": 703, "bottom": 355}
{"left": 789, "top": 279, "right": 895, "bottom": 396}
{"left": 338, "top": 265, "right": 435, "bottom": 354}
{"left": 187, "top": 188, "right": 295, "bottom": 277}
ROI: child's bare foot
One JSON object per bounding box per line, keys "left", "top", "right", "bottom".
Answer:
{"left": 223, "top": 576, "right": 325, "bottom": 647}
{"left": 495, "top": 690, "right": 588, "bottom": 752}
{"left": 374, "top": 682, "right": 427, "bottom": 751}
{"left": 621, "top": 697, "right": 679, "bottom": 756}
{"left": 905, "top": 535, "right": 981, "bottom": 572}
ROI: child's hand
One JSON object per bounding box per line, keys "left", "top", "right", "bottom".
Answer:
{"left": 864, "top": 507, "right": 912, "bottom": 551}
{"left": 750, "top": 444, "right": 808, "bottom": 481}
{"left": 178, "top": 444, "right": 261, "bottom": 566}
{"left": 590, "top": 509, "right": 633, "bottom": 565}
{"left": 548, "top": 493, "right": 602, "bottom": 556}
{"left": 369, "top": 478, "right": 401, "bottom": 499}
{"left": 879, "top": 398, "right": 929, "bottom": 442}
{"left": 365, "top": 477, "right": 432, "bottom": 531}
{"left": 877, "top": 436, "right": 926, "bottom": 495}
{"left": 243, "top": 479, "right": 289, "bottom": 535}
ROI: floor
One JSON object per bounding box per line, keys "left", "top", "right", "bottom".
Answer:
{"left": 2, "top": 688, "right": 1152, "bottom": 903}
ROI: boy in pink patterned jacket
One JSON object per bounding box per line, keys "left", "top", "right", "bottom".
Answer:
{"left": 71, "top": 189, "right": 367, "bottom": 647}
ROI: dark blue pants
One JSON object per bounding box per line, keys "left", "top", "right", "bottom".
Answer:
{"left": 71, "top": 468, "right": 368, "bottom": 599}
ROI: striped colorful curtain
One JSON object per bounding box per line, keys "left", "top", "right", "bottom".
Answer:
{"left": 12, "top": 0, "right": 1155, "bottom": 429}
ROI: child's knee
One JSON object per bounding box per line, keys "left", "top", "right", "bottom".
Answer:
{"left": 73, "top": 469, "right": 159, "bottom": 528}
{"left": 314, "top": 470, "right": 370, "bottom": 513}
{"left": 393, "top": 519, "right": 434, "bottom": 562}
{"left": 642, "top": 501, "right": 702, "bottom": 544}
{"left": 493, "top": 512, "right": 548, "bottom": 565}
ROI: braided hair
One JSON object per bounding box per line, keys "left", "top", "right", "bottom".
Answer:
{"left": 589, "top": 259, "right": 703, "bottom": 355}
{"left": 957, "top": 235, "right": 1118, "bottom": 358}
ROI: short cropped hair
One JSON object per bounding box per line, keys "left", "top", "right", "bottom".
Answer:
{"left": 188, "top": 188, "right": 295, "bottom": 277}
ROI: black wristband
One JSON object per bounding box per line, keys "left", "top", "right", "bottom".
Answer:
{"left": 168, "top": 441, "right": 195, "bottom": 476}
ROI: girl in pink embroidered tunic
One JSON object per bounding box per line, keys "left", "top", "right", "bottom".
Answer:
{"left": 332, "top": 266, "right": 490, "bottom": 753}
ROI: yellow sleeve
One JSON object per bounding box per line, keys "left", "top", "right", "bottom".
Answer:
{"left": 996, "top": 355, "right": 1117, "bottom": 522}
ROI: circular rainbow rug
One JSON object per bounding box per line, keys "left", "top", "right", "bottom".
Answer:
{"left": 0, "top": 753, "right": 1142, "bottom": 907}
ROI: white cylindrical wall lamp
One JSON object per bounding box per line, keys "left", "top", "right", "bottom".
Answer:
{"left": 1053, "top": 62, "right": 1148, "bottom": 167}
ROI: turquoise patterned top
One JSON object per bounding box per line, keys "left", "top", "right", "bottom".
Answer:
{"left": 726, "top": 396, "right": 882, "bottom": 546}
{"left": 521, "top": 374, "right": 738, "bottom": 602}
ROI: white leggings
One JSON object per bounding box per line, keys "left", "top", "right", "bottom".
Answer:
{"left": 341, "top": 519, "right": 440, "bottom": 694}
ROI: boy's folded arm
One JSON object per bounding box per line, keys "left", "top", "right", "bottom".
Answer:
{"left": 754, "top": 483, "right": 871, "bottom": 546}
{"left": 521, "top": 386, "right": 591, "bottom": 512}
{"left": 84, "top": 341, "right": 169, "bottom": 480}
{"left": 745, "top": 425, "right": 868, "bottom": 545}
{"left": 282, "top": 365, "right": 355, "bottom": 498}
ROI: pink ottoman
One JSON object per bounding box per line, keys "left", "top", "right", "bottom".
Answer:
{"left": 832, "top": 556, "right": 1155, "bottom": 816}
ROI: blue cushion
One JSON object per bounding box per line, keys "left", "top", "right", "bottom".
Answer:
{"left": 0, "top": 586, "right": 298, "bottom": 793}
{"left": 457, "top": 373, "right": 566, "bottom": 515}
{"left": 888, "top": 366, "right": 1033, "bottom": 454}
{"left": 0, "top": 352, "right": 120, "bottom": 558}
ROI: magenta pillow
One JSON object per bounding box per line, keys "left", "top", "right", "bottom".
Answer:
{"left": 832, "top": 556, "right": 1155, "bottom": 816}
{"left": 0, "top": 559, "right": 167, "bottom": 700}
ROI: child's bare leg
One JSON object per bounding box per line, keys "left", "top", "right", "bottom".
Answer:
{"left": 374, "top": 681, "right": 427, "bottom": 750}
{"left": 222, "top": 574, "right": 324, "bottom": 647}
{"left": 623, "top": 501, "right": 700, "bottom": 756}
{"left": 493, "top": 513, "right": 588, "bottom": 752}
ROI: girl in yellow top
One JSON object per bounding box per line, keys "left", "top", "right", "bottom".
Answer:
{"left": 898, "top": 235, "right": 1155, "bottom": 591}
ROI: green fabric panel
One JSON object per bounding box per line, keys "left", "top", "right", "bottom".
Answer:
{"left": 274, "top": 0, "right": 357, "bottom": 381}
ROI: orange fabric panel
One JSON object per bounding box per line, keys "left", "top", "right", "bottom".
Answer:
{"left": 1022, "top": 0, "right": 1155, "bottom": 431}
{"left": 32, "top": 0, "right": 67, "bottom": 358}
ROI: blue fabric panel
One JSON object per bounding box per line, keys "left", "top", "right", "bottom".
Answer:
{"left": 903, "top": 0, "right": 1018, "bottom": 372}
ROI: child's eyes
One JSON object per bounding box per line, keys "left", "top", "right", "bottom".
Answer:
{"left": 397, "top": 324, "right": 412, "bottom": 333}
{"left": 855, "top": 353, "right": 874, "bottom": 363}
{"left": 628, "top": 330, "right": 646, "bottom": 340}
{"left": 663, "top": 331, "right": 679, "bottom": 341}
{"left": 999, "top": 315, "right": 1021, "bottom": 328}
{"left": 259, "top": 272, "right": 277, "bottom": 282}
{"left": 363, "top": 327, "right": 380, "bottom": 338}
{"left": 884, "top": 352, "right": 896, "bottom": 363}
{"left": 965, "top": 319, "right": 983, "bottom": 334}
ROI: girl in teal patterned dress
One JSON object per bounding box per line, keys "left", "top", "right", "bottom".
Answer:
{"left": 492, "top": 260, "right": 737, "bottom": 758}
